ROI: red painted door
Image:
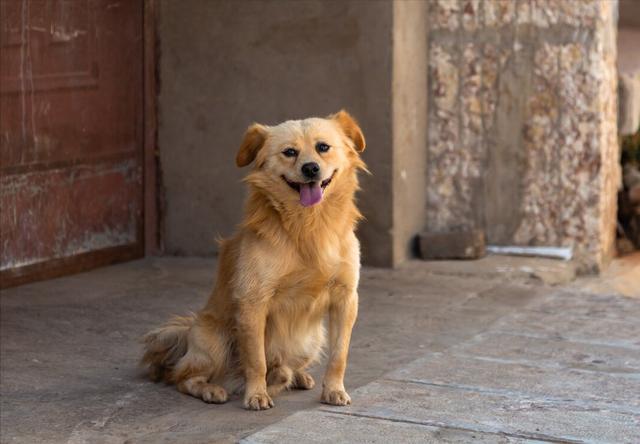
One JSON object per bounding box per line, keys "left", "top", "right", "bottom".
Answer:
{"left": 0, "top": 0, "right": 144, "bottom": 288}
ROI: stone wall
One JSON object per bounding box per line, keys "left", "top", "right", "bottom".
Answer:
{"left": 426, "top": 0, "right": 619, "bottom": 271}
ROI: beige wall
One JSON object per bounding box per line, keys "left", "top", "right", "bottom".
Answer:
{"left": 158, "top": 0, "right": 398, "bottom": 265}
{"left": 392, "top": 0, "right": 428, "bottom": 264}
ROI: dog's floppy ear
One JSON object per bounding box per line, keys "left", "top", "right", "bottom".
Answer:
{"left": 236, "top": 123, "right": 268, "bottom": 167}
{"left": 330, "top": 110, "right": 366, "bottom": 152}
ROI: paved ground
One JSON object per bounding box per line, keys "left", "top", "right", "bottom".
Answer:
{"left": 246, "top": 289, "right": 640, "bottom": 443}
{"left": 1, "top": 255, "right": 638, "bottom": 443}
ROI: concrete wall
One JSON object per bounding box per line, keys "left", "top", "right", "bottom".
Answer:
{"left": 158, "top": 0, "right": 396, "bottom": 265}
{"left": 425, "top": 0, "right": 619, "bottom": 272}
{"left": 158, "top": 0, "right": 430, "bottom": 267}
{"left": 392, "top": 0, "right": 428, "bottom": 264}
{"left": 619, "top": 0, "right": 640, "bottom": 28}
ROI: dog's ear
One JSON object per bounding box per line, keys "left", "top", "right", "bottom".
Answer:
{"left": 236, "top": 124, "right": 268, "bottom": 167}
{"left": 330, "top": 110, "right": 365, "bottom": 152}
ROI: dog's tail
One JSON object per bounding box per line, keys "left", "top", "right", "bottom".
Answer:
{"left": 141, "top": 313, "right": 196, "bottom": 382}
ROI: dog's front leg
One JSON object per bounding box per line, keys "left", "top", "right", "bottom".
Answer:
{"left": 236, "top": 302, "right": 273, "bottom": 410}
{"left": 322, "top": 289, "right": 358, "bottom": 406}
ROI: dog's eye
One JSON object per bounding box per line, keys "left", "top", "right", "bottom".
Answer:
{"left": 282, "top": 148, "right": 298, "bottom": 158}
{"left": 316, "top": 142, "right": 330, "bottom": 153}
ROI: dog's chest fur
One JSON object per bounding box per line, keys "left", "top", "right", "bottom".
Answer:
{"left": 271, "top": 244, "right": 343, "bottom": 311}
{"left": 264, "top": 264, "right": 335, "bottom": 367}
{"left": 264, "top": 236, "right": 350, "bottom": 359}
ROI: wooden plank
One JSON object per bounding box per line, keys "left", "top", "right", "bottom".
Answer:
{"left": 0, "top": 244, "right": 142, "bottom": 289}
{"left": 0, "top": 159, "right": 142, "bottom": 272}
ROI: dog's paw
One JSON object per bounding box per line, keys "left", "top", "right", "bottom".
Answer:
{"left": 321, "top": 388, "right": 351, "bottom": 406}
{"left": 202, "top": 386, "right": 228, "bottom": 404}
{"left": 293, "top": 371, "right": 315, "bottom": 390}
{"left": 244, "top": 391, "right": 274, "bottom": 410}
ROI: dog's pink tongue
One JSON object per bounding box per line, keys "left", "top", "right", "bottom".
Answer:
{"left": 299, "top": 182, "right": 323, "bottom": 207}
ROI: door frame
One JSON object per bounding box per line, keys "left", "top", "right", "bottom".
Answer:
{"left": 144, "top": 0, "right": 160, "bottom": 257}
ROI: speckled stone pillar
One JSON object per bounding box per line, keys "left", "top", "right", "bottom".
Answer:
{"left": 426, "top": 0, "right": 619, "bottom": 272}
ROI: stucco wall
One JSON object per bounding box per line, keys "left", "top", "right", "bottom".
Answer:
{"left": 392, "top": 0, "right": 428, "bottom": 264}
{"left": 158, "top": 0, "right": 395, "bottom": 265}
{"left": 619, "top": 0, "right": 640, "bottom": 28}
{"left": 426, "top": 0, "right": 619, "bottom": 272}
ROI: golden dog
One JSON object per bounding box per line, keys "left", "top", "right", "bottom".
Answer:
{"left": 142, "top": 110, "right": 366, "bottom": 410}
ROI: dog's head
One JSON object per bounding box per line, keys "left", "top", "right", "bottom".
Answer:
{"left": 236, "top": 110, "right": 366, "bottom": 208}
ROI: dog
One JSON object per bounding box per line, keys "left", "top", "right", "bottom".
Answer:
{"left": 141, "top": 110, "right": 367, "bottom": 410}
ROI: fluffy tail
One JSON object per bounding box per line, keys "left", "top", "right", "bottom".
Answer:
{"left": 141, "top": 314, "right": 196, "bottom": 382}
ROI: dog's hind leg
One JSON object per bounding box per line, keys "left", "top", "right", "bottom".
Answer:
{"left": 171, "top": 321, "right": 233, "bottom": 404}
{"left": 266, "top": 365, "right": 294, "bottom": 397}
{"left": 177, "top": 376, "right": 228, "bottom": 404}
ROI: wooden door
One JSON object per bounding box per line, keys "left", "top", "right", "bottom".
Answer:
{"left": 0, "top": 0, "right": 145, "bottom": 288}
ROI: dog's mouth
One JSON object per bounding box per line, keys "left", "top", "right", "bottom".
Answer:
{"left": 282, "top": 170, "right": 336, "bottom": 207}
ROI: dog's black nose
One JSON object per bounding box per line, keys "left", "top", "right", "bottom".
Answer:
{"left": 301, "top": 162, "right": 320, "bottom": 179}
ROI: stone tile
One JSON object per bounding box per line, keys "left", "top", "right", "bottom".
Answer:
{"left": 526, "top": 291, "right": 640, "bottom": 321}
{"left": 322, "top": 380, "right": 640, "bottom": 443}
{"left": 404, "top": 256, "right": 576, "bottom": 286}
{"left": 388, "top": 354, "right": 640, "bottom": 413}
{"left": 459, "top": 284, "right": 543, "bottom": 311}
{"left": 495, "top": 310, "right": 640, "bottom": 349}
{"left": 243, "top": 411, "right": 532, "bottom": 444}
{"left": 457, "top": 331, "right": 640, "bottom": 374}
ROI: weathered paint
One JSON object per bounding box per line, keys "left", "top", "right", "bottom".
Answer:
{"left": 0, "top": 0, "right": 144, "bottom": 279}
{"left": 0, "top": 160, "right": 140, "bottom": 270}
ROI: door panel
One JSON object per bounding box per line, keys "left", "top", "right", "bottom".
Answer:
{"left": 0, "top": 0, "right": 144, "bottom": 287}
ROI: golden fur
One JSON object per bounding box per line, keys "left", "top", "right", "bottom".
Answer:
{"left": 141, "top": 110, "right": 366, "bottom": 410}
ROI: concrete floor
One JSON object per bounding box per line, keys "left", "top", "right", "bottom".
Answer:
{"left": 0, "top": 256, "right": 638, "bottom": 443}
{"left": 248, "top": 283, "right": 640, "bottom": 443}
